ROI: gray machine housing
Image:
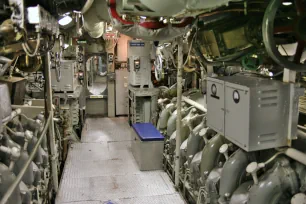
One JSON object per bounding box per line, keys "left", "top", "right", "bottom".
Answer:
{"left": 207, "top": 76, "right": 303, "bottom": 151}
{"left": 127, "top": 40, "right": 153, "bottom": 88}
{"left": 51, "top": 60, "right": 79, "bottom": 92}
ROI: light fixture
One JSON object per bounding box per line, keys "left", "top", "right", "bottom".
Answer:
{"left": 282, "top": 1, "right": 293, "bottom": 6}
{"left": 58, "top": 16, "right": 72, "bottom": 26}
{"left": 64, "top": 44, "right": 69, "bottom": 49}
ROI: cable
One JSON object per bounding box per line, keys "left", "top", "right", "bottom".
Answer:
{"left": 21, "top": 32, "right": 41, "bottom": 57}
{"left": 183, "top": 30, "right": 197, "bottom": 67}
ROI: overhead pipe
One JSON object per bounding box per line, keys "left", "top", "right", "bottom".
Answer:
{"left": 0, "top": 114, "right": 51, "bottom": 204}
{"left": 108, "top": 0, "right": 193, "bottom": 40}
{"left": 109, "top": 0, "right": 193, "bottom": 29}
{"left": 175, "top": 37, "right": 184, "bottom": 188}
{"left": 82, "top": 0, "right": 110, "bottom": 38}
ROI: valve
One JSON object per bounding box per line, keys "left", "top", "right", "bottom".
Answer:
{"left": 246, "top": 162, "right": 265, "bottom": 185}
{"left": 219, "top": 144, "right": 229, "bottom": 161}
{"left": 199, "top": 128, "right": 208, "bottom": 144}
{"left": 24, "top": 130, "right": 33, "bottom": 150}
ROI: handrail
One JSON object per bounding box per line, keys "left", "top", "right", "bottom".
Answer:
{"left": 0, "top": 114, "right": 52, "bottom": 204}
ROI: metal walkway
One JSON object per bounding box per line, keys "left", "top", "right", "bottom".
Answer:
{"left": 56, "top": 117, "right": 185, "bottom": 204}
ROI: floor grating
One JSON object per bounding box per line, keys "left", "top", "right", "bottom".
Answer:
{"left": 56, "top": 117, "right": 185, "bottom": 204}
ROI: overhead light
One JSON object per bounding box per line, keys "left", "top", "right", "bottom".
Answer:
{"left": 64, "top": 44, "right": 69, "bottom": 49}
{"left": 140, "top": 16, "right": 146, "bottom": 19}
{"left": 282, "top": 1, "right": 293, "bottom": 6}
{"left": 58, "top": 16, "right": 72, "bottom": 26}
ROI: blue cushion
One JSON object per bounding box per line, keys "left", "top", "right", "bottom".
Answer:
{"left": 132, "top": 123, "right": 164, "bottom": 141}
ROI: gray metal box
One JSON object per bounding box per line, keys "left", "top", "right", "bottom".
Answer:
{"left": 131, "top": 133, "right": 164, "bottom": 171}
{"left": 127, "top": 40, "right": 152, "bottom": 87}
{"left": 207, "top": 76, "right": 303, "bottom": 151}
{"left": 51, "top": 60, "right": 79, "bottom": 92}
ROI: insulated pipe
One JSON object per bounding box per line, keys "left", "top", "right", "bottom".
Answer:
{"left": 109, "top": 0, "right": 193, "bottom": 29}
{"left": 81, "top": 0, "right": 94, "bottom": 14}
{"left": 175, "top": 38, "right": 183, "bottom": 188}
{"left": 284, "top": 148, "right": 306, "bottom": 166}
{"left": 297, "top": 129, "right": 306, "bottom": 140}
{"left": 0, "top": 114, "right": 51, "bottom": 204}
{"left": 82, "top": 0, "right": 109, "bottom": 38}
{"left": 182, "top": 96, "right": 207, "bottom": 112}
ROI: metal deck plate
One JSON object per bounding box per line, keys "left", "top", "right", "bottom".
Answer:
{"left": 56, "top": 117, "right": 185, "bottom": 204}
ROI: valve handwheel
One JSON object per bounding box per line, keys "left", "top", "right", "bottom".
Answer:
{"left": 263, "top": 0, "right": 306, "bottom": 71}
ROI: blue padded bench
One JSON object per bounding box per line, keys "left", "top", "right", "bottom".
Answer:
{"left": 131, "top": 123, "right": 164, "bottom": 171}
{"left": 132, "top": 123, "right": 164, "bottom": 141}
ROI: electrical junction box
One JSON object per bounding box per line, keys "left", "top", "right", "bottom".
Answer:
{"left": 207, "top": 75, "right": 304, "bottom": 152}
{"left": 51, "top": 60, "right": 79, "bottom": 92}
{"left": 127, "top": 40, "right": 153, "bottom": 88}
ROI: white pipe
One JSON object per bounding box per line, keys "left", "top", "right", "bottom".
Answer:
{"left": 284, "top": 148, "right": 306, "bottom": 166}
{"left": 298, "top": 125, "right": 306, "bottom": 131}
{"left": 81, "top": 0, "right": 94, "bottom": 14}
{"left": 297, "top": 129, "right": 306, "bottom": 140}
{"left": 182, "top": 96, "right": 207, "bottom": 112}
{"left": 175, "top": 37, "right": 183, "bottom": 187}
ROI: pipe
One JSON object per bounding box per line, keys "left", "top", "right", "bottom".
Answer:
{"left": 109, "top": 0, "right": 193, "bottom": 29}
{"left": 298, "top": 125, "right": 306, "bottom": 131}
{"left": 0, "top": 114, "right": 51, "bottom": 204}
{"left": 0, "top": 56, "right": 14, "bottom": 76}
{"left": 112, "top": 19, "right": 190, "bottom": 41}
{"left": 0, "top": 163, "right": 22, "bottom": 204}
{"left": 248, "top": 159, "right": 299, "bottom": 204}
{"left": 200, "top": 134, "right": 225, "bottom": 182}
{"left": 219, "top": 149, "right": 251, "bottom": 203}
{"left": 284, "top": 148, "right": 306, "bottom": 166}
{"left": 2, "top": 109, "right": 22, "bottom": 124}
{"left": 182, "top": 96, "right": 207, "bottom": 112}
{"left": 297, "top": 129, "right": 306, "bottom": 139}
{"left": 82, "top": 0, "right": 109, "bottom": 38}
{"left": 262, "top": 0, "right": 305, "bottom": 72}
{"left": 44, "top": 52, "right": 59, "bottom": 191}
{"left": 81, "top": 0, "right": 94, "bottom": 14}
{"left": 175, "top": 37, "right": 183, "bottom": 188}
